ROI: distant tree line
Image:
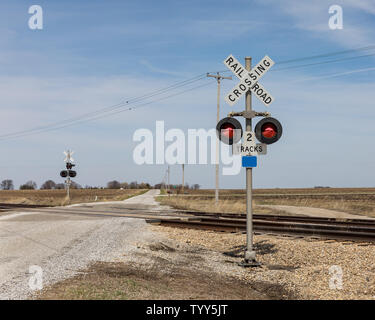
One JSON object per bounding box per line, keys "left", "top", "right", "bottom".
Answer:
{"left": 0, "top": 179, "right": 81, "bottom": 190}
{"left": 106, "top": 181, "right": 199, "bottom": 190}
{"left": 106, "top": 181, "right": 151, "bottom": 189}
{"left": 1, "top": 179, "right": 14, "bottom": 190}
{"left": 0, "top": 179, "right": 200, "bottom": 190}
{"left": 153, "top": 183, "right": 200, "bottom": 190}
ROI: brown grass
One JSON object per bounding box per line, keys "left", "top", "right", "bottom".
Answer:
{"left": 158, "top": 196, "right": 246, "bottom": 213}
{"left": 0, "top": 189, "right": 147, "bottom": 207}
{"left": 159, "top": 188, "right": 375, "bottom": 217}
{"left": 36, "top": 261, "right": 271, "bottom": 300}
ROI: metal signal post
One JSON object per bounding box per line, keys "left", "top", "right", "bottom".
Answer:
{"left": 66, "top": 176, "right": 71, "bottom": 200}
{"left": 61, "top": 150, "right": 77, "bottom": 203}
{"left": 244, "top": 57, "right": 257, "bottom": 266}
{"left": 218, "top": 53, "right": 282, "bottom": 267}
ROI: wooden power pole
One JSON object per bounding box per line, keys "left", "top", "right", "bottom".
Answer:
{"left": 207, "top": 72, "right": 232, "bottom": 205}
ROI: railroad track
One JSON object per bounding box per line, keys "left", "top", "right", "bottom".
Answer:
{"left": 148, "top": 212, "right": 375, "bottom": 243}
{"left": 3, "top": 204, "right": 375, "bottom": 243}
{"left": 0, "top": 203, "right": 49, "bottom": 212}
{"left": 178, "top": 210, "right": 375, "bottom": 224}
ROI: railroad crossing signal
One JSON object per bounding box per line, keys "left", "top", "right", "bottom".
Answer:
{"left": 66, "top": 162, "right": 75, "bottom": 170}
{"left": 254, "top": 117, "right": 283, "bottom": 145}
{"left": 216, "top": 117, "right": 243, "bottom": 145}
{"left": 60, "top": 170, "right": 68, "bottom": 178}
{"left": 61, "top": 150, "right": 77, "bottom": 202}
{"left": 69, "top": 170, "right": 77, "bottom": 177}
{"left": 61, "top": 159, "right": 77, "bottom": 178}
{"left": 215, "top": 54, "right": 283, "bottom": 267}
{"left": 223, "top": 54, "right": 275, "bottom": 107}
{"left": 64, "top": 150, "right": 74, "bottom": 163}
{"left": 60, "top": 169, "right": 76, "bottom": 178}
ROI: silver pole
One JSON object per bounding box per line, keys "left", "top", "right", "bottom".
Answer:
{"left": 215, "top": 76, "right": 220, "bottom": 204}
{"left": 168, "top": 165, "right": 170, "bottom": 195}
{"left": 244, "top": 57, "right": 256, "bottom": 263}
{"left": 182, "top": 164, "right": 185, "bottom": 193}
{"left": 66, "top": 177, "right": 70, "bottom": 202}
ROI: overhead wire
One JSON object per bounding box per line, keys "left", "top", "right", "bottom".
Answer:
{"left": 1, "top": 45, "right": 375, "bottom": 141}
{"left": 276, "top": 44, "right": 375, "bottom": 65}
{"left": 216, "top": 44, "right": 375, "bottom": 74}
{"left": 0, "top": 74, "right": 207, "bottom": 139}
{"left": 271, "top": 52, "right": 375, "bottom": 72}
{"left": 0, "top": 80, "right": 214, "bottom": 140}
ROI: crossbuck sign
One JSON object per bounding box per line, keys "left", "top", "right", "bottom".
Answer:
{"left": 64, "top": 150, "right": 74, "bottom": 163}
{"left": 223, "top": 54, "right": 275, "bottom": 107}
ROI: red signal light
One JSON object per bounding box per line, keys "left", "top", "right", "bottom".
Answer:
{"left": 261, "top": 123, "right": 277, "bottom": 139}
{"left": 255, "top": 117, "right": 282, "bottom": 145}
{"left": 60, "top": 170, "right": 68, "bottom": 178}
{"left": 216, "top": 117, "right": 243, "bottom": 145}
{"left": 221, "top": 124, "right": 235, "bottom": 139}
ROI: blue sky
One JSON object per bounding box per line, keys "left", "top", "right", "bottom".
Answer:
{"left": 0, "top": 0, "right": 375, "bottom": 189}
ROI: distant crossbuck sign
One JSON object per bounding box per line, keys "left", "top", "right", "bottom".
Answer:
{"left": 64, "top": 150, "right": 74, "bottom": 163}
{"left": 223, "top": 54, "right": 275, "bottom": 107}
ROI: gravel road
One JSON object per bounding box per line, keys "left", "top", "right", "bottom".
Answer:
{"left": 0, "top": 190, "right": 162, "bottom": 300}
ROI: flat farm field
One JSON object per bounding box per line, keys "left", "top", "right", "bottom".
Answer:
{"left": 0, "top": 189, "right": 145, "bottom": 207}
{"left": 159, "top": 188, "right": 375, "bottom": 217}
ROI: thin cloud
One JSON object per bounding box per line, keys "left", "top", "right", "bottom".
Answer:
{"left": 255, "top": 0, "right": 375, "bottom": 48}
{"left": 291, "top": 66, "right": 375, "bottom": 83}
{"left": 139, "top": 59, "right": 187, "bottom": 77}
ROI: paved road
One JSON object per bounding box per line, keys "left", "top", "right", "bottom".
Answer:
{"left": 0, "top": 190, "right": 163, "bottom": 300}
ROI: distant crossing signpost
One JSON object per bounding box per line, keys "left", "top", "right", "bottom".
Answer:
{"left": 60, "top": 150, "right": 77, "bottom": 202}
{"left": 216, "top": 54, "right": 283, "bottom": 267}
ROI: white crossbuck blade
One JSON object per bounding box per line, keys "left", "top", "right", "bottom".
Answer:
{"left": 64, "top": 150, "right": 74, "bottom": 163}
{"left": 223, "top": 54, "right": 275, "bottom": 107}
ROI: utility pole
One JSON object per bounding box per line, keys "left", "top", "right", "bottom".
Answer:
{"left": 207, "top": 72, "right": 232, "bottom": 205}
{"left": 244, "top": 57, "right": 257, "bottom": 266}
{"left": 168, "top": 165, "right": 170, "bottom": 196}
{"left": 181, "top": 164, "right": 185, "bottom": 193}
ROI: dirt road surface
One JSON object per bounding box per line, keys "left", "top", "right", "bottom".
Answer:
{"left": 0, "top": 190, "right": 164, "bottom": 299}
{"left": 0, "top": 190, "right": 268, "bottom": 300}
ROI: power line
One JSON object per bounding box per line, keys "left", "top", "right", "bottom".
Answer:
{"left": 0, "top": 74, "right": 207, "bottom": 139}
{"left": 276, "top": 45, "right": 375, "bottom": 65}
{"left": 2, "top": 45, "right": 375, "bottom": 141}
{"left": 217, "top": 44, "right": 375, "bottom": 73}
{"left": 0, "top": 81, "right": 214, "bottom": 140}
{"left": 271, "top": 52, "right": 375, "bottom": 72}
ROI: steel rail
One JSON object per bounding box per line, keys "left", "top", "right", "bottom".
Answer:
{"left": 178, "top": 210, "right": 375, "bottom": 226}
{"left": 150, "top": 216, "right": 375, "bottom": 242}
{"left": 2, "top": 204, "right": 375, "bottom": 242}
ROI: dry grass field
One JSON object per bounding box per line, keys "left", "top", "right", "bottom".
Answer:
{"left": 159, "top": 188, "right": 375, "bottom": 217}
{"left": 0, "top": 189, "right": 146, "bottom": 207}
